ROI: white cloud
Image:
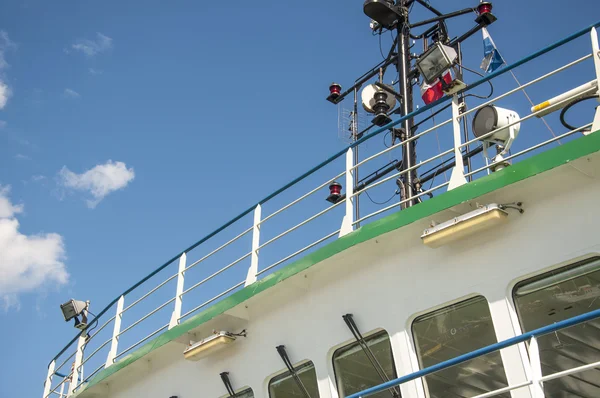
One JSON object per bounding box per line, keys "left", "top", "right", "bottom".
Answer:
{"left": 0, "top": 187, "right": 23, "bottom": 218}
{"left": 0, "top": 31, "right": 16, "bottom": 70}
{"left": 72, "top": 33, "right": 112, "bottom": 57}
{"left": 0, "top": 120, "right": 6, "bottom": 129}
{"left": 0, "top": 31, "right": 16, "bottom": 110}
{"left": 63, "top": 88, "right": 80, "bottom": 99}
{"left": 0, "top": 185, "right": 68, "bottom": 309}
{"left": 14, "top": 154, "right": 30, "bottom": 161}
{"left": 59, "top": 160, "right": 135, "bottom": 208}
{"left": 88, "top": 68, "right": 103, "bottom": 75}
{"left": 0, "top": 79, "right": 10, "bottom": 109}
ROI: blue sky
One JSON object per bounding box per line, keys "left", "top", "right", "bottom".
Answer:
{"left": 0, "top": 1, "right": 598, "bottom": 397}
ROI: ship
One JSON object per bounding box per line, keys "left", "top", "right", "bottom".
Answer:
{"left": 43, "top": 1, "right": 600, "bottom": 398}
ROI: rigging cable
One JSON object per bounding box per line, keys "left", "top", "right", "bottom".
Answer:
{"left": 456, "top": 63, "right": 494, "bottom": 99}
{"left": 365, "top": 189, "right": 397, "bottom": 205}
{"left": 559, "top": 95, "right": 598, "bottom": 134}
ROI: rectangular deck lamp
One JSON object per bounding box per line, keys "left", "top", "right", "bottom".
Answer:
{"left": 421, "top": 204, "right": 508, "bottom": 248}
{"left": 183, "top": 331, "right": 237, "bottom": 361}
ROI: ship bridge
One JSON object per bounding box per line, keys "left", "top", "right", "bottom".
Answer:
{"left": 43, "top": 19, "right": 600, "bottom": 398}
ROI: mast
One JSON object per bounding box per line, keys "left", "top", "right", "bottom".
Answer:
{"left": 327, "top": 0, "right": 497, "bottom": 210}
{"left": 352, "top": 87, "right": 361, "bottom": 224}
{"left": 397, "top": 1, "right": 417, "bottom": 208}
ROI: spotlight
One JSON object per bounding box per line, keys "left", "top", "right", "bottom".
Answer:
{"left": 416, "top": 43, "right": 458, "bottom": 85}
{"left": 60, "top": 299, "right": 89, "bottom": 330}
{"left": 475, "top": 2, "right": 497, "bottom": 25}
{"left": 363, "top": 0, "right": 403, "bottom": 29}
{"left": 472, "top": 105, "right": 520, "bottom": 170}
{"left": 361, "top": 84, "right": 396, "bottom": 126}
{"left": 326, "top": 181, "right": 342, "bottom": 204}
{"left": 327, "top": 83, "right": 342, "bottom": 103}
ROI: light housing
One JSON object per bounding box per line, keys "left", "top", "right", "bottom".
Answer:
{"left": 183, "top": 331, "right": 238, "bottom": 361}
{"left": 421, "top": 204, "right": 509, "bottom": 248}
{"left": 361, "top": 83, "right": 396, "bottom": 126}
{"left": 363, "top": 0, "right": 402, "bottom": 29}
{"left": 327, "top": 83, "right": 342, "bottom": 103}
{"left": 60, "top": 299, "right": 88, "bottom": 322}
{"left": 475, "top": 2, "right": 497, "bottom": 25}
{"left": 326, "top": 181, "right": 342, "bottom": 204}
{"left": 472, "top": 105, "right": 520, "bottom": 144}
{"left": 416, "top": 43, "right": 458, "bottom": 85}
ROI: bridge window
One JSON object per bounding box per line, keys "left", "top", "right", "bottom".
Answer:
{"left": 412, "top": 296, "right": 508, "bottom": 398}
{"left": 514, "top": 257, "right": 600, "bottom": 397}
{"left": 268, "top": 361, "right": 320, "bottom": 398}
{"left": 332, "top": 330, "right": 399, "bottom": 398}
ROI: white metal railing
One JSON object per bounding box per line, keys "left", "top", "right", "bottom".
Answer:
{"left": 43, "top": 22, "right": 600, "bottom": 398}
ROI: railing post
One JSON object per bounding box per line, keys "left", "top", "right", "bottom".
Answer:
{"left": 43, "top": 360, "right": 55, "bottom": 398}
{"left": 339, "top": 148, "right": 355, "bottom": 237}
{"left": 67, "top": 329, "right": 87, "bottom": 396}
{"left": 448, "top": 95, "right": 468, "bottom": 190}
{"left": 105, "top": 295, "right": 125, "bottom": 368}
{"left": 528, "top": 336, "right": 545, "bottom": 398}
{"left": 245, "top": 204, "right": 261, "bottom": 286}
{"left": 169, "top": 252, "right": 186, "bottom": 329}
{"left": 591, "top": 27, "right": 600, "bottom": 133}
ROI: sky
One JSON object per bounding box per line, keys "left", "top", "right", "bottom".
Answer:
{"left": 0, "top": 1, "right": 598, "bottom": 397}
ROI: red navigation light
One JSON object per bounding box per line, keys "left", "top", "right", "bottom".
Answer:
{"left": 475, "top": 2, "right": 496, "bottom": 25}
{"left": 327, "top": 83, "right": 343, "bottom": 104}
{"left": 326, "top": 181, "right": 343, "bottom": 203}
{"left": 477, "top": 2, "right": 492, "bottom": 15}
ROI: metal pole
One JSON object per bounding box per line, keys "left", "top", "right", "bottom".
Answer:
{"left": 457, "top": 42, "right": 473, "bottom": 180}
{"left": 352, "top": 87, "right": 360, "bottom": 226}
{"left": 398, "top": 1, "right": 416, "bottom": 208}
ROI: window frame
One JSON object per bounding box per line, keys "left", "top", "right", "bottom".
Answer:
{"left": 218, "top": 387, "right": 254, "bottom": 398}
{"left": 512, "top": 256, "right": 600, "bottom": 304}
{"left": 410, "top": 294, "right": 508, "bottom": 398}
{"left": 509, "top": 255, "right": 600, "bottom": 396}
{"left": 267, "top": 360, "right": 319, "bottom": 398}
{"left": 331, "top": 329, "right": 398, "bottom": 398}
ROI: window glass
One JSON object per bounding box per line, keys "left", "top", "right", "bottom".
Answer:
{"left": 514, "top": 258, "right": 600, "bottom": 397}
{"left": 332, "top": 330, "right": 399, "bottom": 398}
{"left": 268, "top": 361, "right": 320, "bottom": 398}
{"left": 412, "top": 296, "right": 508, "bottom": 398}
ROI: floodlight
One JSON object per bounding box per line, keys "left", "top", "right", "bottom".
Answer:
{"left": 60, "top": 299, "right": 89, "bottom": 330}
{"left": 60, "top": 299, "right": 88, "bottom": 322}
{"left": 183, "top": 331, "right": 238, "bottom": 361}
{"left": 416, "top": 43, "right": 458, "bottom": 85}
{"left": 363, "top": 0, "right": 402, "bottom": 29}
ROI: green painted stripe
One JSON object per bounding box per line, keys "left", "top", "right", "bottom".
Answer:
{"left": 74, "top": 131, "right": 600, "bottom": 395}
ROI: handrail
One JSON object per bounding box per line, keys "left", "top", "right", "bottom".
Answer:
{"left": 48, "top": 18, "right": 600, "bottom": 370}
{"left": 346, "top": 308, "right": 600, "bottom": 398}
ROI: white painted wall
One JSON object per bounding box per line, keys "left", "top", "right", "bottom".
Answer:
{"left": 95, "top": 156, "right": 600, "bottom": 398}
